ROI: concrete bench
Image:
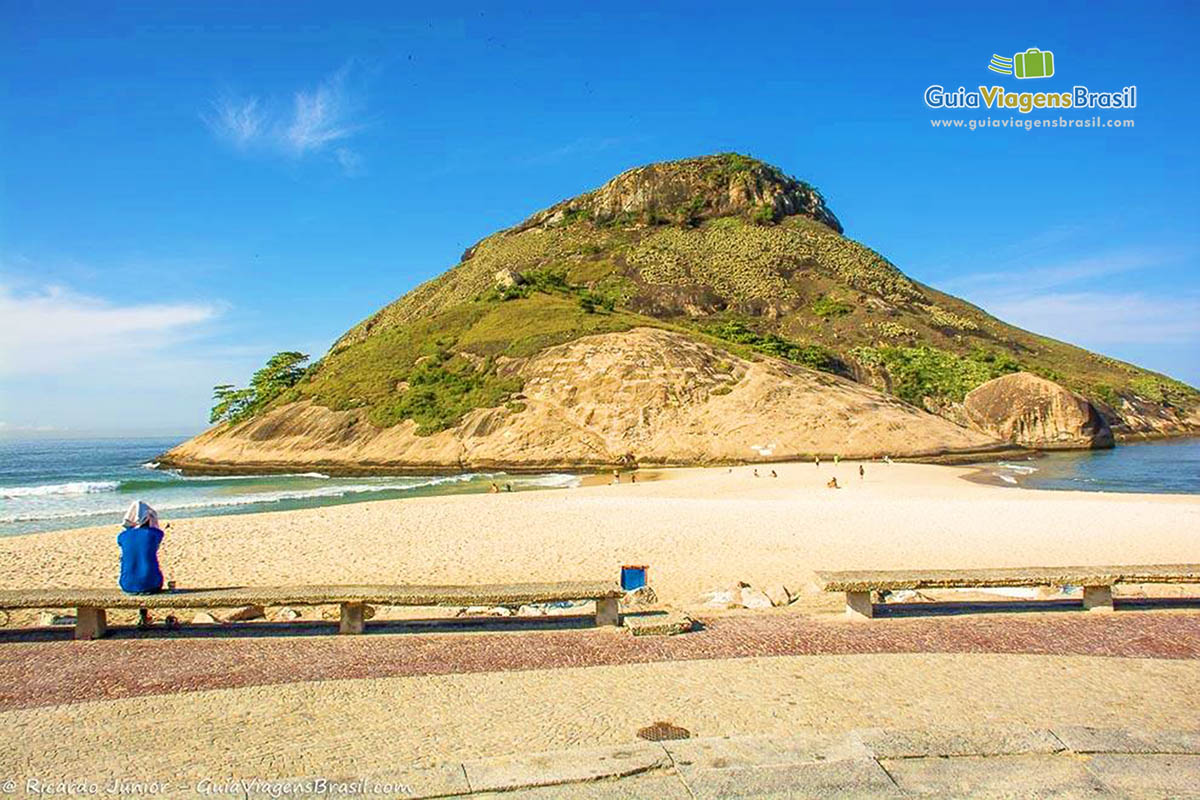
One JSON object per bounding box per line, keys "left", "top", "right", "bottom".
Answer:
{"left": 0, "top": 581, "right": 624, "bottom": 640}
{"left": 816, "top": 564, "right": 1200, "bottom": 619}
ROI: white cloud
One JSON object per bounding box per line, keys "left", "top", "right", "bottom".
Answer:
{"left": 983, "top": 291, "right": 1200, "bottom": 345}
{"left": 0, "top": 279, "right": 335, "bottom": 433}
{"left": 0, "top": 283, "right": 219, "bottom": 376}
{"left": 286, "top": 69, "right": 361, "bottom": 154}
{"left": 521, "top": 136, "right": 632, "bottom": 166}
{"left": 204, "top": 94, "right": 267, "bottom": 149}
{"left": 335, "top": 147, "right": 365, "bottom": 176}
{"left": 204, "top": 64, "right": 366, "bottom": 173}
{"left": 942, "top": 248, "right": 1184, "bottom": 297}
{"left": 0, "top": 422, "right": 60, "bottom": 435}
{"left": 938, "top": 243, "right": 1200, "bottom": 354}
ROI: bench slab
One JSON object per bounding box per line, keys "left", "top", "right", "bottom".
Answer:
{"left": 816, "top": 565, "right": 1200, "bottom": 593}
{"left": 1, "top": 582, "right": 625, "bottom": 639}
{"left": 0, "top": 581, "right": 623, "bottom": 611}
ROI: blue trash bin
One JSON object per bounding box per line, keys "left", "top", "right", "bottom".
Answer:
{"left": 621, "top": 565, "right": 648, "bottom": 591}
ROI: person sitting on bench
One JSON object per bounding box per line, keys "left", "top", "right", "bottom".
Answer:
{"left": 119, "top": 501, "right": 165, "bottom": 596}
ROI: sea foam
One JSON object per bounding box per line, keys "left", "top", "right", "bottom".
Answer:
{"left": 0, "top": 481, "right": 120, "bottom": 498}
{"left": 0, "top": 473, "right": 489, "bottom": 524}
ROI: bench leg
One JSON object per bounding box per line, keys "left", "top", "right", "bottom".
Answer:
{"left": 339, "top": 602, "right": 367, "bottom": 634}
{"left": 595, "top": 597, "right": 620, "bottom": 627}
{"left": 845, "top": 591, "right": 874, "bottom": 620}
{"left": 1083, "top": 585, "right": 1114, "bottom": 612}
{"left": 76, "top": 606, "right": 107, "bottom": 640}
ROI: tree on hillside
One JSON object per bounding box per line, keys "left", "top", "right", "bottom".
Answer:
{"left": 209, "top": 384, "right": 255, "bottom": 424}
{"left": 250, "top": 351, "right": 310, "bottom": 401}
{"left": 210, "top": 352, "right": 310, "bottom": 424}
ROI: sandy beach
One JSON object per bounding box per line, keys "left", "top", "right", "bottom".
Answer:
{"left": 1, "top": 461, "right": 1196, "bottom": 610}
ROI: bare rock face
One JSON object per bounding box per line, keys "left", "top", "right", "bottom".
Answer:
{"left": 509, "top": 154, "right": 843, "bottom": 233}
{"left": 1096, "top": 393, "right": 1200, "bottom": 439}
{"left": 493, "top": 268, "right": 523, "bottom": 289}
{"left": 964, "top": 372, "right": 1114, "bottom": 450}
{"left": 162, "top": 328, "right": 1003, "bottom": 472}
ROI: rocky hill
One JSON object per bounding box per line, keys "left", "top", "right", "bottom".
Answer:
{"left": 163, "top": 154, "right": 1200, "bottom": 472}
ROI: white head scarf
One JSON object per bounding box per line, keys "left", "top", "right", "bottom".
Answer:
{"left": 122, "top": 500, "right": 160, "bottom": 530}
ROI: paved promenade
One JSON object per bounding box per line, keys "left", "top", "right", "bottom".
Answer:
{"left": 1, "top": 610, "right": 1198, "bottom": 710}
{"left": 358, "top": 725, "right": 1200, "bottom": 799}
{"left": 8, "top": 726, "right": 1200, "bottom": 798}
{"left": 1, "top": 609, "right": 1199, "bottom": 792}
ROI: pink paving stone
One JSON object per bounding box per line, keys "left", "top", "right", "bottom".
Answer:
{"left": 0, "top": 611, "right": 1197, "bottom": 711}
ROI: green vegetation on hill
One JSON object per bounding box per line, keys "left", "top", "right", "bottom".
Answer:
{"left": 269, "top": 293, "right": 646, "bottom": 435}
{"left": 707, "top": 320, "right": 845, "bottom": 375}
{"left": 366, "top": 351, "right": 523, "bottom": 434}
{"left": 480, "top": 266, "right": 623, "bottom": 315}
{"left": 623, "top": 216, "right": 921, "bottom": 309}
{"left": 1126, "top": 374, "right": 1199, "bottom": 406}
{"left": 810, "top": 296, "right": 853, "bottom": 319}
{"left": 850, "top": 345, "right": 1020, "bottom": 405}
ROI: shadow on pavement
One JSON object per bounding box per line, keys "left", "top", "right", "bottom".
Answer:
{"left": 0, "top": 613, "right": 602, "bottom": 643}
{"left": 876, "top": 596, "right": 1200, "bottom": 618}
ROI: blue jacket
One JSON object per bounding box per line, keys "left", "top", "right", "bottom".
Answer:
{"left": 118, "top": 525, "right": 164, "bottom": 594}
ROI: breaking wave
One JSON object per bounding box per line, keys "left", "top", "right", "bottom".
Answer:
{"left": 0, "top": 472, "right": 505, "bottom": 524}
{"left": 987, "top": 461, "right": 1040, "bottom": 486}
{"left": 162, "top": 471, "right": 333, "bottom": 481}
{"left": 520, "top": 473, "right": 582, "bottom": 488}
{"left": 0, "top": 481, "right": 120, "bottom": 498}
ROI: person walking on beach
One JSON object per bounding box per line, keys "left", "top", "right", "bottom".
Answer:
{"left": 815, "top": 455, "right": 820, "bottom": 468}
{"left": 859, "top": 464, "right": 865, "bottom": 479}
{"left": 119, "top": 501, "right": 164, "bottom": 596}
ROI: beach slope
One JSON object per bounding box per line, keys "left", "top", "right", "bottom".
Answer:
{"left": 2, "top": 462, "right": 1197, "bottom": 609}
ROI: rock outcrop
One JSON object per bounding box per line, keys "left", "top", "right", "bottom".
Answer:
{"left": 162, "top": 328, "right": 1005, "bottom": 472}
{"left": 510, "top": 153, "right": 842, "bottom": 234}
{"left": 963, "top": 372, "right": 1114, "bottom": 450}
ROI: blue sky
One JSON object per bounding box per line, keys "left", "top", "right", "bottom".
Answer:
{"left": 2, "top": 0, "right": 1198, "bottom": 435}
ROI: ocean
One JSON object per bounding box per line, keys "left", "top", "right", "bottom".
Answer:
{"left": 980, "top": 437, "right": 1200, "bottom": 494}
{"left": 0, "top": 437, "right": 580, "bottom": 537}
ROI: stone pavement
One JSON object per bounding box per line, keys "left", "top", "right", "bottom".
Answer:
{"left": 256, "top": 726, "right": 1200, "bottom": 799}
{"left": 2, "top": 610, "right": 1198, "bottom": 710}
{"left": 4, "top": 652, "right": 1198, "bottom": 794}
{"left": 3, "top": 613, "right": 1199, "bottom": 795}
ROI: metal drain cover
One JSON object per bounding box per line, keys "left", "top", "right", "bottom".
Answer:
{"left": 636, "top": 721, "right": 692, "bottom": 741}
